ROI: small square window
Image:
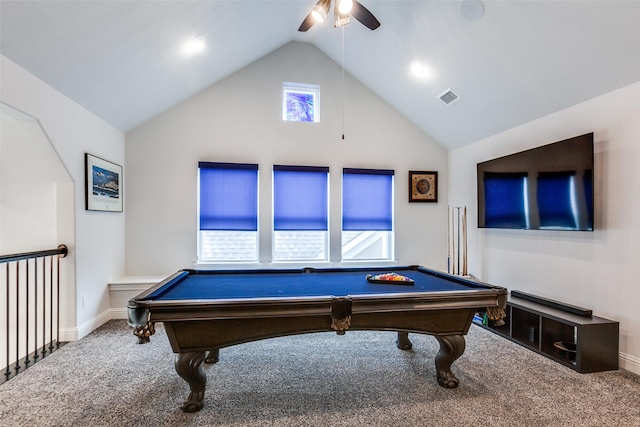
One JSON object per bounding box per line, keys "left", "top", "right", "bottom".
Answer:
{"left": 283, "top": 82, "right": 320, "bottom": 123}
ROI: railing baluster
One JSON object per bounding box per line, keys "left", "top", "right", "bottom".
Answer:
{"left": 56, "top": 253, "right": 61, "bottom": 350}
{"left": 4, "top": 263, "right": 9, "bottom": 381}
{"left": 41, "top": 256, "right": 47, "bottom": 360}
{"left": 49, "top": 255, "right": 54, "bottom": 353}
{"left": 33, "top": 257, "right": 39, "bottom": 363}
{"left": 25, "top": 259, "right": 30, "bottom": 368}
{"left": 14, "top": 262, "right": 20, "bottom": 375}
{"left": 0, "top": 245, "right": 67, "bottom": 384}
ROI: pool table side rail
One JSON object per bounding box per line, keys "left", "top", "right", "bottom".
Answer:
{"left": 130, "top": 291, "right": 506, "bottom": 325}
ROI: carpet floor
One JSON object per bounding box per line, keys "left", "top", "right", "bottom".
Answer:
{"left": 0, "top": 320, "right": 639, "bottom": 426}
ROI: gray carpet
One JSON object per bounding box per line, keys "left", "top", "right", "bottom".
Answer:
{"left": 0, "top": 320, "right": 639, "bottom": 427}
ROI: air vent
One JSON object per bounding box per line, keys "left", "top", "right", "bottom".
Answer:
{"left": 438, "top": 89, "right": 459, "bottom": 105}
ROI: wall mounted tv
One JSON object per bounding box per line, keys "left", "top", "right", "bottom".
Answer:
{"left": 477, "top": 133, "right": 594, "bottom": 231}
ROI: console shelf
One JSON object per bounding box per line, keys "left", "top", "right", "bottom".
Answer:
{"left": 475, "top": 293, "right": 619, "bottom": 373}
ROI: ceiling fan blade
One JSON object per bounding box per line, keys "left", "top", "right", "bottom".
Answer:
{"left": 350, "top": 0, "right": 381, "bottom": 30}
{"left": 298, "top": 13, "right": 316, "bottom": 32}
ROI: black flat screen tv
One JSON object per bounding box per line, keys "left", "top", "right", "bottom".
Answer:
{"left": 477, "top": 133, "right": 594, "bottom": 231}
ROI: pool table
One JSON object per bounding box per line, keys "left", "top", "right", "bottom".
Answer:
{"left": 128, "top": 265, "right": 507, "bottom": 412}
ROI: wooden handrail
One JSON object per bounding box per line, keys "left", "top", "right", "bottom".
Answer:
{"left": 0, "top": 244, "right": 68, "bottom": 264}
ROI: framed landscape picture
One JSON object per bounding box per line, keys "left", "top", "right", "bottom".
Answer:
{"left": 85, "top": 153, "right": 123, "bottom": 212}
{"left": 409, "top": 171, "right": 437, "bottom": 203}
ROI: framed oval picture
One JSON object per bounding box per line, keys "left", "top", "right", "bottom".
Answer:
{"left": 409, "top": 171, "right": 437, "bottom": 203}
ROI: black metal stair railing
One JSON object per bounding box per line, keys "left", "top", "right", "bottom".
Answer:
{"left": 1, "top": 244, "right": 68, "bottom": 384}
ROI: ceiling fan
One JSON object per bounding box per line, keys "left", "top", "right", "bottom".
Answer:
{"left": 298, "top": 0, "right": 381, "bottom": 32}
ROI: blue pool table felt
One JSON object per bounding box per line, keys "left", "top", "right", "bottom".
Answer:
{"left": 148, "top": 269, "right": 478, "bottom": 301}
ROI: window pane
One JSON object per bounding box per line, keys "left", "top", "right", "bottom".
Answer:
{"left": 342, "top": 169, "right": 393, "bottom": 231}
{"left": 342, "top": 231, "right": 392, "bottom": 260}
{"left": 272, "top": 165, "right": 329, "bottom": 261}
{"left": 342, "top": 169, "right": 394, "bottom": 260}
{"left": 198, "top": 162, "right": 259, "bottom": 263}
{"left": 199, "top": 230, "right": 257, "bottom": 262}
{"left": 273, "top": 166, "right": 329, "bottom": 231}
{"left": 282, "top": 82, "right": 320, "bottom": 123}
{"left": 273, "top": 231, "right": 327, "bottom": 261}
{"left": 199, "top": 162, "right": 258, "bottom": 231}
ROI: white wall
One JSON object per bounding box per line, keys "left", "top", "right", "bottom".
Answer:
{"left": 449, "top": 81, "right": 640, "bottom": 375}
{"left": 125, "top": 42, "right": 448, "bottom": 276}
{"left": 0, "top": 54, "right": 126, "bottom": 340}
{"left": 1, "top": 105, "right": 71, "bottom": 254}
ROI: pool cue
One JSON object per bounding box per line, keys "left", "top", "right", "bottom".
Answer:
{"left": 447, "top": 206, "right": 451, "bottom": 274}
{"left": 456, "top": 207, "right": 460, "bottom": 275}
{"left": 462, "top": 206, "right": 468, "bottom": 276}
{"left": 452, "top": 207, "right": 457, "bottom": 275}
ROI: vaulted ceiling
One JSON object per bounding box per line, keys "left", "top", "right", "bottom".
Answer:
{"left": 2, "top": 1, "right": 639, "bottom": 150}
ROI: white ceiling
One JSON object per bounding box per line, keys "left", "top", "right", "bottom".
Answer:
{"left": 1, "top": 0, "right": 639, "bottom": 150}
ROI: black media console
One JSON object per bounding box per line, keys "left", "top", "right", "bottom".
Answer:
{"left": 475, "top": 291, "right": 619, "bottom": 373}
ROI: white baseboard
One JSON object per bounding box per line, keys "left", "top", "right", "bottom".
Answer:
{"left": 619, "top": 351, "right": 640, "bottom": 376}
{"left": 110, "top": 307, "right": 129, "bottom": 320}
{"left": 59, "top": 277, "right": 160, "bottom": 342}
{"left": 59, "top": 309, "right": 112, "bottom": 342}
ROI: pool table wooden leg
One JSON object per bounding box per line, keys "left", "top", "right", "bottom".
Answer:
{"left": 204, "top": 348, "right": 219, "bottom": 364}
{"left": 175, "top": 351, "right": 207, "bottom": 412}
{"left": 434, "top": 334, "right": 465, "bottom": 388}
{"left": 396, "top": 331, "right": 413, "bottom": 350}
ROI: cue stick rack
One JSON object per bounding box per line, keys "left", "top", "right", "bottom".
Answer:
{"left": 447, "top": 206, "right": 468, "bottom": 276}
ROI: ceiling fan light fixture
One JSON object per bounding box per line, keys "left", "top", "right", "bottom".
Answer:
{"left": 311, "top": 0, "right": 330, "bottom": 23}
{"left": 311, "top": 8, "right": 327, "bottom": 23}
{"left": 298, "top": 0, "right": 379, "bottom": 32}
{"left": 337, "top": 0, "right": 353, "bottom": 15}
{"left": 334, "top": 1, "right": 351, "bottom": 27}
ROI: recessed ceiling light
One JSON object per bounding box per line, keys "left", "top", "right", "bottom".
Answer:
{"left": 410, "top": 61, "right": 426, "bottom": 75}
{"left": 409, "top": 60, "right": 435, "bottom": 81}
{"left": 187, "top": 36, "right": 206, "bottom": 53}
